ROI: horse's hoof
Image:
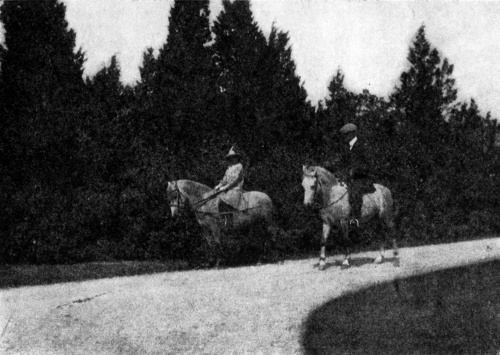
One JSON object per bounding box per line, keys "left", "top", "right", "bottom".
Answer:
{"left": 373, "top": 255, "right": 384, "bottom": 264}
{"left": 341, "top": 259, "right": 350, "bottom": 269}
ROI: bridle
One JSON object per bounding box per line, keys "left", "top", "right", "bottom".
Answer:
{"left": 307, "top": 172, "right": 347, "bottom": 210}
{"left": 310, "top": 173, "right": 322, "bottom": 209}
{"left": 168, "top": 181, "right": 217, "bottom": 214}
{"left": 168, "top": 181, "right": 185, "bottom": 210}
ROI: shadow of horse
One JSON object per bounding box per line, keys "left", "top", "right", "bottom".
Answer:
{"left": 314, "top": 256, "right": 400, "bottom": 270}
{"left": 313, "top": 257, "right": 376, "bottom": 270}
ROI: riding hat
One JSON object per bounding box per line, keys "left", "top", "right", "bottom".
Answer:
{"left": 225, "top": 145, "right": 243, "bottom": 160}
{"left": 339, "top": 123, "right": 357, "bottom": 134}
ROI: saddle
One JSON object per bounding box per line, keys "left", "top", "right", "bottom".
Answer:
{"left": 345, "top": 178, "right": 376, "bottom": 195}
{"left": 218, "top": 191, "right": 248, "bottom": 213}
{"left": 218, "top": 200, "right": 238, "bottom": 213}
{"left": 217, "top": 199, "right": 248, "bottom": 228}
{"left": 359, "top": 179, "right": 376, "bottom": 195}
{"left": 338, "top": 178, "right": 376, "bottom": 196}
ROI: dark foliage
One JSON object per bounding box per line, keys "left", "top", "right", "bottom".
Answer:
{"left": 0, "top": 1, "right": 499, "bottom": 269}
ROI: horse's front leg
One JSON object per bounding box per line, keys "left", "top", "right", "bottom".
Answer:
{"left": 319, "top": 223, "right": 331, "bottom": 270}
{"left": 374, "top": 245, "right": 385, "bottom": 264}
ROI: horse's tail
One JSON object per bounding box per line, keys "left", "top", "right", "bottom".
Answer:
{"left": 270, "top": 199, "right": 280, "bottom": 223}
{"left": 392, "top": 198, "right": 404, "bottom": 231}
{"left": 267, "top": 200, "right": 287, "bottom": 264}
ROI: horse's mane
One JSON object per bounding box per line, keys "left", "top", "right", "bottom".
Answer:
{"left": 178, "top": 179, "right": 214, "bottom": 197}
{"left": 313, "top": 166, "right": 339, "bottom": 185}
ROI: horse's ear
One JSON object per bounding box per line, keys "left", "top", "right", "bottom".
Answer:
{"left": 303, "top": 165, "right": 316, "bottom": 176}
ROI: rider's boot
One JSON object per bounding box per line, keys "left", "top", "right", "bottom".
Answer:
{"left": 349, "top": 190, "right": 363, "bottom": 231}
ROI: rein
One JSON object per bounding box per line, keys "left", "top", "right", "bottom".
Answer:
{"left": 169, "top": 181, "right": 215, "bottom": 209}
{"left": 312, "top": 173, "right": 348, "bottom": 210}
{"left": 193, "top": 204, "right": 261, "bottom": 217}
{"left": 169, "top": 181, "right": 256, "bottom": 216}
{"left": 192, "top": 192, "right": 221, "bottom": 209}
{"left": 322, "top": 190, "right": 348, "bottom": 209}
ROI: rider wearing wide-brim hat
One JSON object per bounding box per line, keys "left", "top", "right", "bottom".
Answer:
{"left": 338, "top": 123, "right": 375, "bottom": 228}
{"left": 214, "top": 145, "right": 247, "bottom": 210}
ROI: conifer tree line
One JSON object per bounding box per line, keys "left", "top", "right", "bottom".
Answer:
{"left": 1, "top": 0, "right": 499, "bottom": 265}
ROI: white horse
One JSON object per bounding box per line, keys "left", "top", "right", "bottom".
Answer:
{"left": 301, "top": 165, "right": 399, "bottom": 270}
{"left": 167, "top": 179, "right": 277, "bottom": 267}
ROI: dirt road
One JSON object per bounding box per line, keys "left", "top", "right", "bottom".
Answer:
{"left": 1, "top": 237, "right": 499, "bottom": 355}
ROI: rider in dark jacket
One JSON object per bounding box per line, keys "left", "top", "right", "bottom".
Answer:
{"left": 338, "top": 123, "right": 375, "bottom": 228}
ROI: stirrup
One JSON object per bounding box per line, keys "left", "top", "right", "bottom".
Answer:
{"left": 349, "top": 219, "right": 359, "bottom": 228}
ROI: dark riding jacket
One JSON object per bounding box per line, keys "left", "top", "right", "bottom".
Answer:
{"left": 338, "top": 138, "right": 372, "bottom": 182}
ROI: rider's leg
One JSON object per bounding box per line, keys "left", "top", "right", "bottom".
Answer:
{"left": 348, "top": 179, "right": 363, "bottom": 227}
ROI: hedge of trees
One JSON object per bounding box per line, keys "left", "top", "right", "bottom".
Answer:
{"left": 1, "top": 0, "right": 499, "bottom": 265}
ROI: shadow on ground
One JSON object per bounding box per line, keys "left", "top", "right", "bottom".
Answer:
{"left": 301, "top": 259, "right": 500, "bottom": 355}
{"left": 0, "top": 260, "right": 191, "bottom": 289}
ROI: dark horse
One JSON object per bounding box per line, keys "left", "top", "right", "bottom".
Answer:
{"left": 302, "top": 165, "right": 399, "bottom": 270}
{"left": 167, "top": 179, "right": 278, "bottom": 267}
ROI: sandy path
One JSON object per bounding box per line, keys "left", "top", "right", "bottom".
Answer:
{"left": 1, "top": 237, "right": 500, "bottom": 355}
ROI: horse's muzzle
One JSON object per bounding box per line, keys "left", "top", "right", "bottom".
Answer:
{"left": 304, "top": 200, "right": 321, "bottom": 211}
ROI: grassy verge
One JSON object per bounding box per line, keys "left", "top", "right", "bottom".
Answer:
{"left": 0, "top": 260, "right": 190, "bottom": 289}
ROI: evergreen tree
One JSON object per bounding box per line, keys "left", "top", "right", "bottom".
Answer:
{"left": 257, "top": 25, "right": 312, "bottom": 147}
{"left": 212, "top": 0, "right": 268, "bottom": 157}
{"left": 324, "top": 70, "right": 359, "bottom": 126}
{"left": 390, "top": 25, "right": 457, "bottom": 162}
{"left": 135, "top": 47, "right": 157, "bottom": 110}
{"left": 386, "top": 25, "right": 500, "bottom": 240}
{"left": 0, "top": 0, "right": 86, "bottom": 188}
{"left": 391, "top": 26, "right": 457, "bottom": 129}
{"left": 318, "top": 70, "right": 359, "bottom": 162}
{"left": 143, "top": 0, "right": 216, "bottom": 150}
{"left": 0, "top": 0, "right": 87, "bottom": 263}
{"left": 83, "top": 55, "right": 131, "bottom": 185}
{"left": 389, "top": 25, "right": 458, "bottom": 188}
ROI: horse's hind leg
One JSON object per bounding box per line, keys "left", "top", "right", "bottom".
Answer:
{"left": 381, "top": 212, "right": 399, "bottom": 266}
{"left": 205, "top": 226, "right": 223, "bottom": 269}
{"left": 266, "top": 222, "right": 285, "bottom": 264}
{"left": 391, "top": 231, "right": 400, "bottom": 267}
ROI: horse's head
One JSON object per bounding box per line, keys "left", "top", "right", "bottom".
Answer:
{"left": 302, "top": 165, "right": 320, "bottom": 207}
{"left": 167, "top": 180, "right": 186, "bottom": 217}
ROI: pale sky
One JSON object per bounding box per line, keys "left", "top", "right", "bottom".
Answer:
{"left": 5, "top": 0, "right": 500, "bottom": 119}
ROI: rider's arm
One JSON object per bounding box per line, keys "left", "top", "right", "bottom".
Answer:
{"left": 215, "top": 164, "right": 243, "bottom": 192}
